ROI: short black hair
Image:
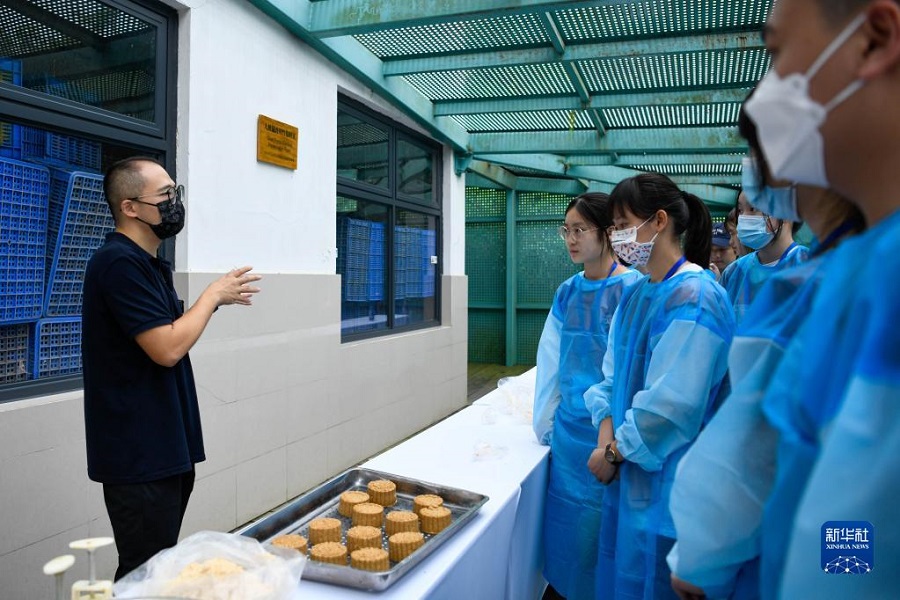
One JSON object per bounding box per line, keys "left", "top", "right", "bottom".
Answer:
{"left": 815, "top": 0, "right": 881, "bottom": 23}
{"left": 103, "top": 156, "right": 163, "bottom": 223}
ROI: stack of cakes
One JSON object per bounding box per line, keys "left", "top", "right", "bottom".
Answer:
{"left": 270, "top": 480, "right": 452, "bottom": 572}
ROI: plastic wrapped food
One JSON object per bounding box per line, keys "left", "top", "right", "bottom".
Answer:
{"left": 113, "top": 531, "right": 306, "bottom": 600}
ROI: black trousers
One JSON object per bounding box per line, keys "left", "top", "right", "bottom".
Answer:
{"left": 103, "top": 468, "right": 195, "bottom": 581}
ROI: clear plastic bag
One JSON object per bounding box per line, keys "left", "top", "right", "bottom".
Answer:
{"left": 493, "top": 372, "right": 536, "bottom": 423}
{"left": 113, "top": 531, "right": 306, "bottom": 600}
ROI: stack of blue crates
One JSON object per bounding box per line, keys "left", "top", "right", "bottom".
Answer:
{"left": 0, "top": 323, "right": 30, "bottom": 383}
{"left": 32, "top": 317, "right": 82, "bottom": 379}
{"left": 368, "top": 222, "right": 385, "bottom": 301}
{"left": 22, "top": 128, "right": 102, "bottom": 173}
{"left": 337, "top": 217, "right": 385, "bottom": 303}
{"left": 0, "top": 157, "right": 49, "bottom": 323}
{"left": 394, "top": 226, "right": 415, "bottom": 301}
{"left": 0, "top": 59, "right": 23, "bottom": 161}
{"left": 397, "top": 227, "right": 436, "bottom": 299}
{"left": 44, "top": 168, "right": 113, "bottom": 317}
{"left": 32, "top": 168, "right": 113, "bottom": 379}
{"left": 421, "top": 229, "right": 436, "bottom": 298}
{"left": 0, "top": 156, "right": 49, "bottom": 382}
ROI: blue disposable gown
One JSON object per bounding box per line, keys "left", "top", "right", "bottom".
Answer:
{"left": 720, "top": 244, "right": 808, "bottom": 325}
{"left": 533, "top": 269, "right": 643, "bottom": 599}
{"left": 666, "top": 257, "right": 828, "bottom": 599}
{"left": 585, "top": 265, "right": 735, "bottom": 600}
{"left": 757, "top": 210, "right": 900, "bottom": 599}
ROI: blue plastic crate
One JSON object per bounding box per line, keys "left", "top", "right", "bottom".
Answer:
{"left": 0, "top": 323, "right": 30, "bottom": 383}
{"left": 20, "top": 128, "right": 102, "bottom": 172}
{"left": 32, "top": 317, "right": 81, "bottom": 378}
{"left": 44, "top": 168, "right": 114, "bottom": 317}
{"left": 0, "top": 157, "right": 49, "bottom": 324}
{"left": 0, "top": 60, "right": 24, "bottom": 159}
{"left": 338, "top": 217, "right": 387, "bottom": 302}
{"left": 0, "top": 122, "right": 22, "bottom": 160}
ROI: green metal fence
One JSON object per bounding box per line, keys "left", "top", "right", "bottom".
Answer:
{"left": 466, "top": 186, "right": 579, "bottom": 366}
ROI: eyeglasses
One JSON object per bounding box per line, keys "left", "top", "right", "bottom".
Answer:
{"left": 558, "top": 225, "right": 599, "bottom": 241}
{"left": 127, "top": 185, "right": 185, "bottom": 206}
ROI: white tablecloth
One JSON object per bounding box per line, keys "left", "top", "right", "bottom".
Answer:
{"left": 296, "top": 369, "right": 549, "bottom": 599}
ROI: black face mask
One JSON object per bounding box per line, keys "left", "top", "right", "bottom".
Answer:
{"left": 137, "top": 197, "right": 185, "bottom": 239}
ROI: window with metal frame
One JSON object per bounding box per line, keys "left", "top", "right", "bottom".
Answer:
{"left": 337, "top": 97, "right": 442, "bottom": 340}
{"left": 0, "top": 0, "right": 177, "bottom": 403}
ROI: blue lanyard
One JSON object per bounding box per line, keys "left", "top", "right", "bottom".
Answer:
{"left": 776, "top": 242, "right": 797, "bottom": 265}
{"left": 663, "top": 256, "right": 687, "bottom": 281}
{"left": 605, "top": 261, "right": 618, "bottom": 279}
{"left": 810, "top": 218, "right": 862, "bottom": 258}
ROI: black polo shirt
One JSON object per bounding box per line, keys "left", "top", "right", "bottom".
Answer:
{"left": 82, "top": 232, "right": 205, "bottom": 484}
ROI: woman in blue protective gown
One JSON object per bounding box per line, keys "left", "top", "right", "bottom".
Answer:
{"left": 719, "top": 190, "right": 809, "bottom": 325}
{"left": 584, "top": 172, "right": 735, "bottom": 600}
{"left": 533, "top": 193, "right": 642, "bottom": 600}
{"left": 666, "top": 93, "right": 865, "bottom": 600}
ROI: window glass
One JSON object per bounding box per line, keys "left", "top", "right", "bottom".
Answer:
{"left": 337, "top": 110, "right": 389, "bottom": 189}
{"left": 0, "top": 0, "right": 158, "bottom": 123}
{"left": 395, "top": 209, "right": 437, "bottom": 328}
{"left": 0, "top": 120, "right": 151, "bottom": 388}
{"left": 337, "top": 197, "right": 389, "bottom": 336}
{"left": 337, "top": 98, "right": 441, "bottom": 340}
{"left": 397, "top": 138, "right": 433, "bottom": 204}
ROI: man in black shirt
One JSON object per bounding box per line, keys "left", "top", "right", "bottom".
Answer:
{"left": 82, "top": 157, "right": 261, "bottom": 580}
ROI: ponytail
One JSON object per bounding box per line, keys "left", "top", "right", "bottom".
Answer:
{"left": 680, "top": 191, "right": 712, "bottom": 267}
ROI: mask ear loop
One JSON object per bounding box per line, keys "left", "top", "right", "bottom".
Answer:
{"left": 805, "top": 12, "right": 868, "bottom": 80}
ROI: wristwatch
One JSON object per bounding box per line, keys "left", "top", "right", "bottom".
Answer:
{"left": 604, "top": 442, "right": 621, "bottom": 464}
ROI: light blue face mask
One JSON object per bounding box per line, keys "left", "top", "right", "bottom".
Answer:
{"left": 742, "top": 156, "right": 801, "bottom": 222}
{"left": 737, "top": 214, "right": 775, "bottom": 250}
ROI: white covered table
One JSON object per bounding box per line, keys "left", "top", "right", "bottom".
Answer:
{"left": 296, "top": 368, "right": 549, "bottom": 599}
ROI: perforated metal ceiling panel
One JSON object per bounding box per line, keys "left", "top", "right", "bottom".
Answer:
{"left": 222, "top": 1, "right": 778, "bottom": 204}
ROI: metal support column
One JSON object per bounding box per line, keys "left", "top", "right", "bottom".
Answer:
{"left": 505, "top": 189, "right": 517, "bottom": 367}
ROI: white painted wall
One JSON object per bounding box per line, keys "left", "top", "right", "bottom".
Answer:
{"left": 0, "top": 1, "right": 469, "bottom": 596}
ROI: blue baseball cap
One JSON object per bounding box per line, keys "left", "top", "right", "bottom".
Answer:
{"left": 712, "top": 224, "right": 731, "bottom": 248}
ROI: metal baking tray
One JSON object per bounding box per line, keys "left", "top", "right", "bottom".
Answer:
{"left": 236, "top": 467, "right": 489, "bottom": 592}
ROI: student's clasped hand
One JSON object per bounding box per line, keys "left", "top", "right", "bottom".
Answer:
{"left": 587, "top": 446, "right": 618, "bottom": 484}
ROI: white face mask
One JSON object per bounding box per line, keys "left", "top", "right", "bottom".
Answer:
{"left": 737, "top": 214, "right": 775, "bottom": 250}
{"left": 611, "top": 216, "right": 657, "bottom": 266}
{"left": 744, "top": 13, "right": 867, "bottom": 187}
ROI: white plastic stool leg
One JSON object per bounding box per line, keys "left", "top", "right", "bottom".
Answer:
{"left": 69, "top": 537, "right": 115, "bottom": 600}
{"left": 43, "top": 555, "right": 75, "bottom": 600}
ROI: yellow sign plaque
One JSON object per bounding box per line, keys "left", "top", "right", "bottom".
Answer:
{"left": 257, "top": 115, "right": 298, "bottom": 170}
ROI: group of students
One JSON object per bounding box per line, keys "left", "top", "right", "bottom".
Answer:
{"left": 531, "top": 0, "right": 899, "bottom": 598}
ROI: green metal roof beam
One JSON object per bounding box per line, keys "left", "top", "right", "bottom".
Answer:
{"left": 565, "top": 164, "right": 646, "bottom": 184}
{"left": 469, "top": 127, "right": 746, "bottom": 155}
{"left": 679, "top": 185, "right": 739, "bottom": 207}
{"left": 516, "top": 176, "right": 587, "bottom": 195}
{"left": 539, "top": 11, "right": 566, "bottom": 56}
{"left": 248, "top": 0, "right": 470, "bottom": 152}
{"left": 309, "top": 0, "right": 635, "bottom": 38}
{"left": 433, "top": 88, "right": 750, "bottom": 116}
{"left": 465, "top": 172, "right": 586, "bottom": 196}
{"left": 585, "top": 181, "right": 735, "bottom": 208}
{"left": 568, "top": 153, "right": 746, "bottom": 167}
{"left": 471, "top": 153, "right": 568, "bottom": 175}
{"left": 585, "top": 181, "right": 616, "bottom": 194}
{"left": 669, "top": 175, "right": 741, "bottom": 186}
{"left": 468, "top": 159, "right": 518, "bottom": 189}
{"left": 383, "top": 32, "right": 763, "bottom": 76}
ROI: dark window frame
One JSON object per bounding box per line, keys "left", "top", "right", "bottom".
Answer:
{"left": 337, "top": 96, "right": 443, "bottom": 342}
{"left": 0, "top": 0, "right": 178, "bottom": 404}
